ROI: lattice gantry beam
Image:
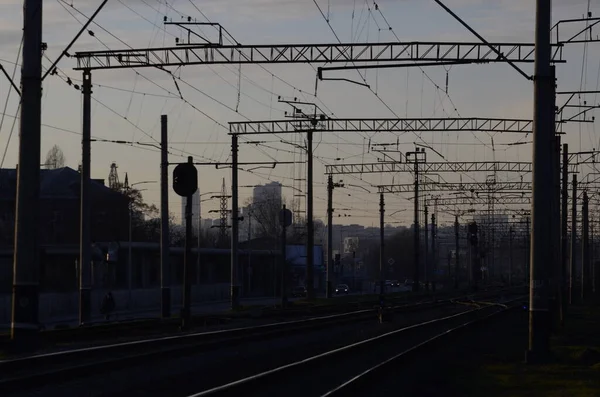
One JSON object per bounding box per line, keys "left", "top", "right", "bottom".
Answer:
{"left": 74, "top": 41, "right": 565, "bottom": 70}
{"left": 325, "top": 161, "right": 534, "bottom": 175}
{"left": 426, "top": 196, "right": 532, "bottom": 206}
{"left": 379, "top": 181, "right": 532, "bottom": 194}
{"left": 229, "top": 117, "right": 533, "bottom": 135}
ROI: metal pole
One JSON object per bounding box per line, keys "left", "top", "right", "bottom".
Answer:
{"left": 509, "top": 226, "right": 513, "bottom": 287}
{"left": 197, "top": 193, "right": 201, "bottom": 285}
{"left": 11, "top": 0, "right": 43, "bottom": 342}
{"left": 582, "top": 191, "right": 589, "bottom": 302}
{"left": 231, "top": 134, "right": 240, "bottom": 309}
{"left": 432, "top": 213, "right": 436, "bottom": 292}
{"left": 526, "top": 216, "right": 531, "bottom": 285}
{"left": 306, "top": 130, "right": 315, "bottom": 300}
{"left": 413, "top": 161, "right": 420, "bottom": 293}
{"left": 281, "top": 205, "right": 288, "bottom": 307}
{"left": 247, "top": 205, "right": 252, "bottom": 293}
{"left": 424, "top": 205, "right": 429, "bottom": 291}
{"left": 560, "top": 143, "right": 568, "bottom": 324}
{"left": 160, "top": 115, "right": 171, "bottom": 318}
{"left": 182, "top": 159, "right": 193, "bottom": 330}
{"left": 552, "top": 132, "right": 560, "bottom": 327}
{"left": 128, "top": 193, "right": 132, "bottom": 309}
{"left": 379, "top": 193, "right": 385, "bottom": 294}
{"left": 79, "top": 70, "right": 92, "bottom": 326}
{"left": 527, "top": 0, "right": 553, "bottom": 362}
{"left": 570, "top": 174, "right": 577, "bottom": 305}
{"left": 326, "top": 175, "right": 333, "bottom": 298}
{"left": 588, "top": 215, "right": 596, "bottom": 295}
{"left": 454, "top": 215, "right": 460, "bottom": 289}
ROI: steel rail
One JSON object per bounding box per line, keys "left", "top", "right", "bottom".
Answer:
{"left": 0, "top": 287, "right": 523, "bottom": 392}
{"left": 319, "top": 297, "right": 523, "bottom": 397}
{"left": 187, "top": 294, "right": 525, "bottom": 396}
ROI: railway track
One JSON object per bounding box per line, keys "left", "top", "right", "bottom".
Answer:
{"left": 185, "top": 295, "right": 525, "bottom": 397}
{"left": 0, "top": 287, "right": 524, "bottom": 394}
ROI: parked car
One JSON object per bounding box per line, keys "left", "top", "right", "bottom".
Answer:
{"left": 292, "top": 286, "right": 307, "bottom": 297}
{"left": 335, "top": 284, "right": 350, "bottom": 294}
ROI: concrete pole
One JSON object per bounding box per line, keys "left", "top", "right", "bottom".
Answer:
{"left": 128, "top": 193, "right": 132, "bottom": 309}
{"left": 527, "top": 0, "right": 553, "bottom": 362}
{"left": 582, "top": 191, "right": 589, "bottom": 301}
{"left": 413, "top": 161, "right": 420, "bottom": 293}
{"left": 379, "top": 193, "right": 385, "bottom": 295}
{"left": 281, "top": 205, "right": 288, "bottom": 307}
{"left": 181, "top": 159, "right": 193, "bottom": 330}
{"left": 424, "top": 205, "right": 429, "bottom": 291}
{"left": 247, "top": 206, "right": 252, "bottom": 293}
{"left": 197, "top": 192, "right": 201, "bottom": 286}
{"left": 560, "top": 144, "right": 568, "bottom": 324}
{"left": 11, "top": 0, "right": 43, "bottom": 342}
{"left": 431, "top": 213, "right": 437, "bottom": 292}
{"left": 306, "top": 131, "right": 315, "bottom": 300}
{"left": 570, "top": 174, "right": 577, "bottom": 305}
{"left": 551, "top": 132, "right": 560, "bottom": 330}
{"left": 79, "top": 70, "right": 92, "bottom": 326}
{"left": 231, "top": 134, "right": 240, "bottom": 309}
{"left": 160, "top": 115, "right": 171, "bottom": 318}
{"left": 454, "top": 216, "right": 460, "bottom": 289}
{"left": 326, "top": 175, "right": 333, "bottom": 298}
{"left": 509, "top": 226, "right": 513, "bottom": 287}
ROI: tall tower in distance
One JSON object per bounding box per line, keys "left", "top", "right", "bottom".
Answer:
{"left": 252, "top": 181, "right": 282, "bottom": 207}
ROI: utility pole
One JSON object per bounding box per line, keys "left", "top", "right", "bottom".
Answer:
{"left": 560, "top": 143, "right": 568, "bottom": 324}
{"left": 281, "top": 205, "right": 289, "bottom": 307}
{"left": 379, "top": 193, "right": 385, "bottom": 295}
{"left": 424, "top": 205, "right": 429, "bottom": 291}
{"left": 526, "top": 216, "right": 531, "bottom": 285}
{"left": 231, "top": 134, "right": 240, "bottom": 309}
{"left": 413, "top": 157, "right": 420, "bottom": 293}
{"left": 551, "top": 132, "right": 560, "bottom": 330}
{"left": 247, "top": 205, "right": 252, "bottom": 293}
{"left": 326, "top": 175, "right": 333, "bottom": 298}
{"left": 527, "top": 0, "right": 554, "bottom": 362}
{"left": 591, "top": 220, "right": 595, "bottom": 297}
{"left": 306, "top": 130, "right": 315, "bottom": 300}
{"left": 454, "top": 215, "right": 460, "bottom": 289}
{"left": 431, "top": 213, "right": 437, "bottom": 292}
{"left": 509, "top": 226, "right": 514, "bottom": 287}
{"left": 582, "top": 191, "right": 589, "bottom": 302}
{"left": 181, "top": 157, "right": 194, "bottom": 330}
{"left": 11, "top": 0, "right": 43, "bottom": 342}
{"left": 79, "top": 70, "right": 92, "bottom": 325}
{"left": 570, "top": 174, "right": 577, "bottom": 305}
{"left": 160, "top": 115, "right": 171, "bottom": 318}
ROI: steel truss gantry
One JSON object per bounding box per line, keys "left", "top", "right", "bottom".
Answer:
{"left": 228, "top": 117, "right": 533, "bottom": 135}
{"left": 425, "top": 196, "right": 532, "bottom": 206}
{"left": 325, "top": 161, "right": 582, "bottom": 174}
{"left": 326, "top": 161, "right": 533, "bottom": 174}
{"left": 379, "top": 181, "right": 532, "bottom": 194}
{"left": 74, "top": 41, "right": 565, "bottom": 70}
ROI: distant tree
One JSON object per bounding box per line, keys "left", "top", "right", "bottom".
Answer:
{"left": 44, "top": 145, "right": 66, "bottom": 169}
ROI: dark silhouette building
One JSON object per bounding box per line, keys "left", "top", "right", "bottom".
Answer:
{"left": 0, "top": 167, "right": 129, "bottom": 292}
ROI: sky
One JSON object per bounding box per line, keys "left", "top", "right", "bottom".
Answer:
{"left": 0, "top": 0, "right": 599, "bottom": 227}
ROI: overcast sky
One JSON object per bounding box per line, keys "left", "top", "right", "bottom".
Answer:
{"left": 0, "top": 0, "right": 599, "bottom": 226}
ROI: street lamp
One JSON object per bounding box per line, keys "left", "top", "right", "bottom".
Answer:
{"left": 127, "top": 180, "right": 156, "bottom": 310}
